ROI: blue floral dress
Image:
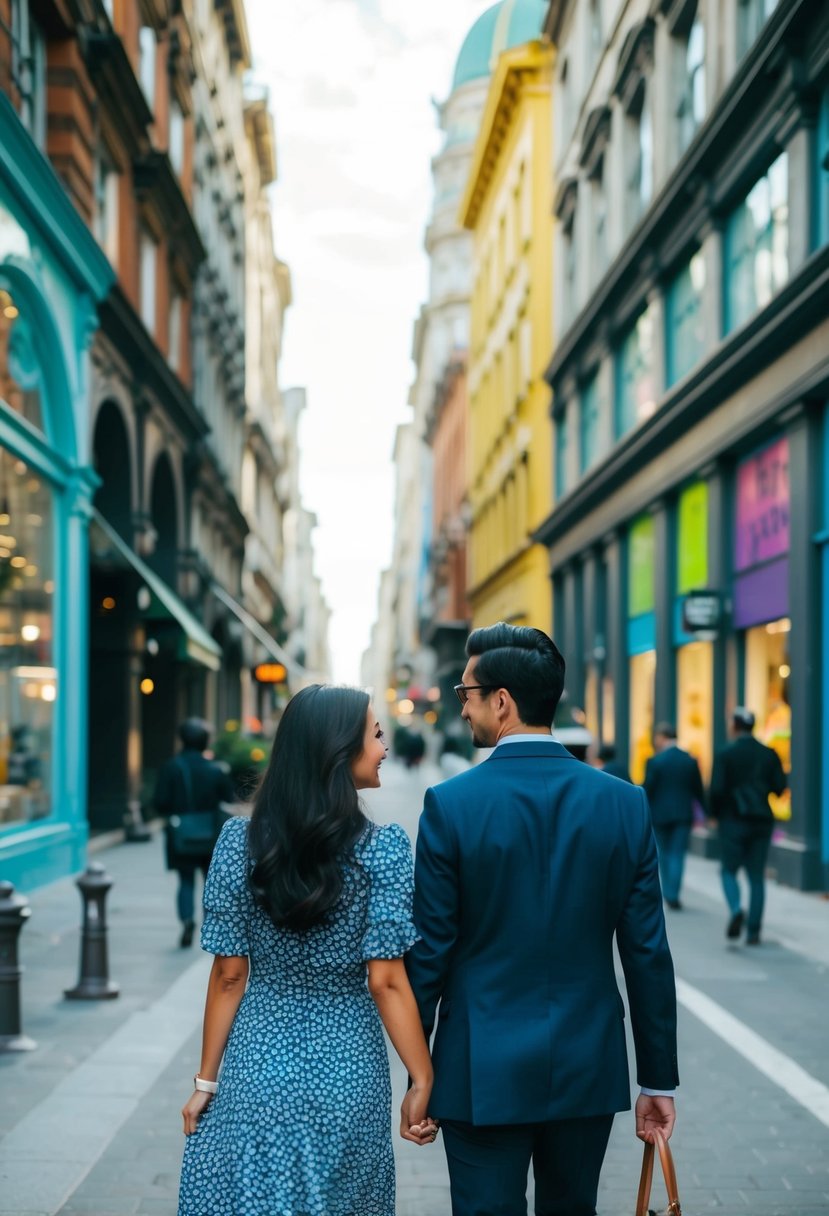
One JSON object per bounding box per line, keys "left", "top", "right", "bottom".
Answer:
{"left": 177, "top": 817, "right": 418, "bottom": 1216}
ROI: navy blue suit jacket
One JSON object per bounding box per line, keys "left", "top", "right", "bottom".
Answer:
{"left": 406, "top": 740, "right": 678, "bottom": 1125}
{"left": 643, "top": 745, "right": 705, "bottom": 826}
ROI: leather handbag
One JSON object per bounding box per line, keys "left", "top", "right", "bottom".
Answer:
{"left": 168, "top": 758, "right": 228, "bottom": 858}
{"left": 635, "top": 1132, "right": 682, "bottom": 1216}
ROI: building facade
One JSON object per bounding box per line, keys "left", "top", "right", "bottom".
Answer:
{"left": 0, "top": 0, "right": 324, "bottom": 890}
{"left": 539, "top": 0, "right": 829, "bottom": 887}
{"left": 375, "top": 0, "right": 548, "bottom": 716}
{"left": 0, "top": 64, "right": 114, "bottom": 887}
{"left": 462, "top": 32, "right": 554, "bottom": 631}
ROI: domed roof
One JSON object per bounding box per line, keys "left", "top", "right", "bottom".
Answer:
{"left": 451, "top": 0, "right": 547, "bottom": 92}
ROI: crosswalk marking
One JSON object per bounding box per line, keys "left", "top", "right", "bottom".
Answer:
{"left": 676, "top": 977, "right": 829, "bottom": 1129}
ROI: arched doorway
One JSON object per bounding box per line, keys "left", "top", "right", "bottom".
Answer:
{"left": 140, "top": 452, "right": 183, "bottom": 795}
{"left": 88, "top": 400, "right": 139, "bottom": 832}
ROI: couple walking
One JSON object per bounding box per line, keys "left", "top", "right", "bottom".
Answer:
{"left": 177, "top": 622, "right": 678, "bottom": 1216}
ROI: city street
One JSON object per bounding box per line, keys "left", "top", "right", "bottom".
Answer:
{"left": 1, "top": 759, "right": 827, "bottom": 1216}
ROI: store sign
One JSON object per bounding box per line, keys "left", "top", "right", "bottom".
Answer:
{"left": 252, "top": 662, "right": 287, "bottom": 685}
{"left": 735, "top": 438, "right": 789, "bottom": 571}
{"left": 682, "top": 590, "right": 721, "bottom": 634}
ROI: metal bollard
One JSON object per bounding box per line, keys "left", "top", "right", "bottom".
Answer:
{"left": 0, "top": 880, "right": 37, "bottom": 1051}
{"left": 64, "top": 863, "right": 120, "bottom": 1000}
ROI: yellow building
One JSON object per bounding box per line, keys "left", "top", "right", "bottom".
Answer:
{"left": 461, "top": 36, "right": 555, "bottom": 631}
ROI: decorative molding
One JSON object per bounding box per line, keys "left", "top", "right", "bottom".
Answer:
{"left": 554, "top": 176, "right": 579, "bottom": 227}
{"left": 612, "top": 19, "right": 655, "bottom": 115}
{"left": 0, "top": 94, "right": 115, "bottom": 301}
{"left": 578, "top": 106, "right": 611, "bottom": 178}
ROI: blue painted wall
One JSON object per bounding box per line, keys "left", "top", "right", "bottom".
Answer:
{"left": 0, "top": 95, "right": 114, "bottom": 892}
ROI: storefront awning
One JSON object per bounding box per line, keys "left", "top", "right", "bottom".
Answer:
{"left": 210, "top": 581, "right": 310, "bottom": 682}
{"left": 90, "top": 510, "right": 222, "bottom": 672}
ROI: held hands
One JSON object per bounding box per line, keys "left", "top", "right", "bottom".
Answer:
{"left": 181, "top": 1089, "right": 213, "bottom": 1136}
{"left": 635, "top": 1093, "right": 676, "bottom": 1144}
{"left": 400, "top": 1084, "right": 439, "bottom": 1146}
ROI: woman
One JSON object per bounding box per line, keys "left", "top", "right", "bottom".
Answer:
{"left": 178, "top": 685, "right": 435, "bottom": 1216}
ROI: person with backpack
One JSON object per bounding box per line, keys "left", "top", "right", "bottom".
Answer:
{"left": 709, "top": 707, "right": 787, "bottom": 945}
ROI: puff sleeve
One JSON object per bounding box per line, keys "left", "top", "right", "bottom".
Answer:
{"left": 361, "top": 823, "right": 420, "bottom": 961}
{"left": 200, "top": 818, "right": 252, "bottom": 956}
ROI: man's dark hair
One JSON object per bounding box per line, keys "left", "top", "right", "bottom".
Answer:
{"left": 597, "top": 743, "right": 616, "bottom": 763}
{"left": 466, "top": 622, "right": 565, "bottom": 727}
{"left": 654, "top": 722, "right": 677, "bottom": 740}
{"left": 179, "top": 718, "right": 210, "bottom": 751}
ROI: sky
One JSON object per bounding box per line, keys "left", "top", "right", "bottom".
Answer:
{"left": 244, "top": 0, "right": 499, "bottom": 683}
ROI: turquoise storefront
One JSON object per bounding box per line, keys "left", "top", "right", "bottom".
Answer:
{"left": 0, "top": 94, "right": 114, "bottom": 890}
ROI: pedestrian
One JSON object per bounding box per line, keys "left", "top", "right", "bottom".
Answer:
{"left": 177, "top": 685, "right": 436, "bottom": 1216}
{"left": 709, "top": 706, "right": 787, "bottom": 945}
{"left": 154, "top": 718, "right": 236, "bottom": 948}
{"left": 642, "top": 723, "right": 705, "bottom": 910}
{"left": 595, "top": 741, "right": 632, "bottom": 782}
{"left": 406, "top": 622, "right": 678, "bottom": 1216}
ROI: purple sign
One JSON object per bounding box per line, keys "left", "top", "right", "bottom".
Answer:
{"left": 735, "top": 438, "right": 790, "bottom": 572}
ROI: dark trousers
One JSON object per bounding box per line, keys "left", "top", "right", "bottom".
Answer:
{"left": 176, "top": 859, "right": 210, "bottom": 924}
{"left": 653, "top": 822, "right": 691, "bottom": 904}
{"left": 719, "top": 818, "right": 773, "bottom": 935}
{"left": 441, "top": 1114, "right": 614, "bottom": 1216}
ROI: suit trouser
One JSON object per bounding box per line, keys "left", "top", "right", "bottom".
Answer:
{"left": 652, "top": 822, "right": 691, "bottom": 904}
{"left": 441, "top": 1113, "right": 614, "bottom": 1216}
{"left": 719, "top": 818, "right": 773, "bottom": 935}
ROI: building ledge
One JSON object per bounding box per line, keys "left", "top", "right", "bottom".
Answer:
{"left": 82, "top": 30, "right": 153, "bottom": 159}
{"left": 134, "top": 151, "right": 206, "bottom": 276}
{"left": 534, "top": 243, "right": 829, "bottom": 549}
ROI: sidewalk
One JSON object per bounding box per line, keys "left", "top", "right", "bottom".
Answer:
{"left": 0, "top": 763, "right": 827, "bottom": 1214}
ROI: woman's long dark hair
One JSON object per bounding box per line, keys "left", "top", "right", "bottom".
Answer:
{"left": 248, "top": 684, "right": 370, "bottom": 931}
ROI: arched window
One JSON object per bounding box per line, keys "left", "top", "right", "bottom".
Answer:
{"left": 0, "top": 286, "right": 45, "bottom": 432}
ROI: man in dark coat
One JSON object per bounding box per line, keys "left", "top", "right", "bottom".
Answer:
{"left": 642, "top": 723, "right": 705, "bottom": 910}
{"left": 405, "top": 622, "right": 678, "bottom": 1216}
{"left": 154, "top": 718, "right": 235, "bottom": 947}
{"left": 596, "top": 742, "right": 632, "bottom": 783}
{"left": 709, "top": 707, "right": 787, "bottom": 945}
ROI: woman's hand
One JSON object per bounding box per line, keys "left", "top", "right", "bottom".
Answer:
{"left": 181, "top": 1089, "right": 213, "bottom": 1135}
{"left": 400, "top": 1084, "right": 439, "bottom": 1145}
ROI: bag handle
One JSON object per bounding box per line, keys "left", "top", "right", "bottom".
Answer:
{"left": 635, "top": 1132, "right": 681, "bottom": 1216}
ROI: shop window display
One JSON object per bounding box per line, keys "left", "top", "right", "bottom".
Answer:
{"left": 676, "top": 640, "right": 713, "bottom": 783}
{"left": 629, "top": 650, "right": 655, "bottom": 784}
{"left": 0, "top": 290, "right": 54, "bottom": 829}
{"left": 745, "top": 618, "right": 791, "bottom": 820}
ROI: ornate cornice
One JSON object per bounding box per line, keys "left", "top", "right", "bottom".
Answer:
{"left": 82, "top": 30, "right": 153, "bottom": 160}
{"left": 133, "top": 150, "right": 206, "bottom": 277}
{"left": 578, "top": 106, "right": 611, "bottom": 178}
{"left": 612, "top": 19, "right": 655, "bottom": 115}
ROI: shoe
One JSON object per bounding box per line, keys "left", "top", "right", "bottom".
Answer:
{"left": 746, "top": 933, "right": 761, "bottom": 945}
{"left": 180, "top": 920, "right": 195, "bottom": 948}
{"left": 726, "top": 910, "right": 745, "bottom": 939}
{"left": 666, "top": 899, "right": 682, "bottom": 910}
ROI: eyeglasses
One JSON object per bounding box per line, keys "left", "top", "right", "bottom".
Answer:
{"left": 453, "top": 684, "right": 493, "bottom": 705}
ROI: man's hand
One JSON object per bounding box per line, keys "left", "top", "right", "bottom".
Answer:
{"left": 400, "top": 1085, "right": 438, "bottom": 1145}
{"left": 635, "top": 1093, "right": 675, "bottom": 1143}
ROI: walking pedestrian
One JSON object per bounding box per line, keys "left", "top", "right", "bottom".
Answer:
{"left": 406, "top": 622, "right": 678, "bottom": 1216}
{"left": 710, "top": 706, "right": 787, "bottom": 945}
{"left": 595, "top": 742, "right": 632, "bottom": 782}
{"left": 642, "top": 723, "right": 705, "bottom": 910}
{"left": 177, "top": 685, "right": 436, "bottom": 1216}
{"left": 154, "top": 718, "right": 235, "bottom": 948}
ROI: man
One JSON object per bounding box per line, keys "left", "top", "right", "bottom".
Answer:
{"left": 405, "top": 623, "right": 678, "bottom": 1216}
{"left": 709, "top": 707, "right": 787, "bottom": 945}
{"left": 642, "top": 723, "right": 705, "bottom": 910}
{"left": 595, "top": 742, "right": 632, "bottom": 783}
{"left": 154, "top": 718, "right": 235, "bottom": 947}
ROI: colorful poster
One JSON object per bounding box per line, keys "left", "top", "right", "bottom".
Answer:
{"left": 735, "top": 438, "right": 790, "bottom": 571}
{"left": 677, "top": 482, "right": 708, "bottom": 593}
{"left": 628, "top": 515, "right": 655, "bottom": 617}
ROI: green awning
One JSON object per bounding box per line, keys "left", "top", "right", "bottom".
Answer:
{"left": 90, "top": 510, "right": 222, "bottom": 672}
